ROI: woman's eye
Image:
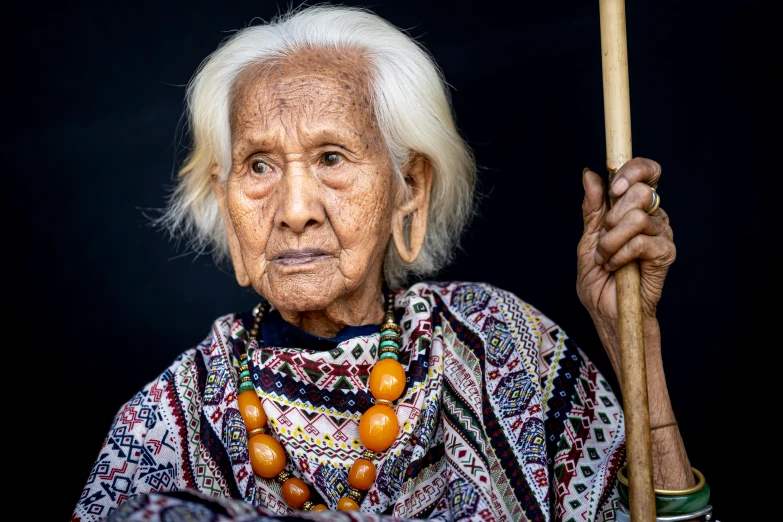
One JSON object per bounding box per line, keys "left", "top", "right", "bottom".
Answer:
{"left": 322, "top": 152, "right": 343, "bottom": 167}
{"left": 251, "top": 160, "right": 269, "bottom": 174}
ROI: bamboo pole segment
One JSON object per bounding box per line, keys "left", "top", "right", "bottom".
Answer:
{"left": 598, "top": 1, "right": 656, "bottom": 520}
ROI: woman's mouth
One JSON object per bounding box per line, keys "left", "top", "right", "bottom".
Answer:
{"left": 271, "top": 249, "right": 332, "bottom": 266}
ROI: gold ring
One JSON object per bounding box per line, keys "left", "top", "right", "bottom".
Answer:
{"left": 617, "top": 465, "right": 705, "bottom": 495}
{"left": 646, "top": 190, "right": 661, "bottom": 215}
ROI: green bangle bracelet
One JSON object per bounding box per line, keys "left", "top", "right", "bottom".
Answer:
{"left": 618, "top": 480, "right": 711, "bottom": 516}
{"left": 617, "top": 465, "right": 706, "bottom": 495}
{"left": 617, "top": 465, "right": 711, "bottom": 516}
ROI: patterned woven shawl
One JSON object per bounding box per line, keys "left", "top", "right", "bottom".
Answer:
{"left": 72, "top": 281, "right": 625, "bottom": 522}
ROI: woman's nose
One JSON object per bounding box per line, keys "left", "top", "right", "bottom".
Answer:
{"left": 274, "top": 167, "right": 326, "bottom": 233}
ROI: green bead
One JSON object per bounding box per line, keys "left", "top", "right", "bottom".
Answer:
{"left": 239, "top": 370, "right": 250, "bottom": 380}
{"left": 380, "top": 329, "right": 398, "bottom": 338}
{"left": 380, "top": 340, "right": 400, "bottom": 350}
{"left": 379, "top": 352, "right": 399, "bottom": 361}
{"left": 238, "top": 381, "right": 255, "bottom": 393}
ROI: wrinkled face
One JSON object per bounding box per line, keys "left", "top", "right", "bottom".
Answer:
{"left": 220, "top": 51, "right": 397, "bottom": 314}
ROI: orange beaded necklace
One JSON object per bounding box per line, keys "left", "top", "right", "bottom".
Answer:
{"left": 235, "top": 291, "right": 405, "bottom": 512}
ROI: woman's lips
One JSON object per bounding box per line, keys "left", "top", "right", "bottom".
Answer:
{"left": 271, "top": 250, "right": 332, "bottom": 266}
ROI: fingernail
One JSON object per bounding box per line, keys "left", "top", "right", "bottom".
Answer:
{"left": 583, "top": 167, "right": 590, "bottom": 175}
{"left": 594, "top": 252, "right": 604, "bottom": 265}
{"left": 582, "top": 168, "right": 589, "bottom": 189}
{"left": 611, "top": 178, "right": 628, "bottom": 196}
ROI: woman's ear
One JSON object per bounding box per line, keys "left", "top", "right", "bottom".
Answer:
{"left": 211, "top": 166, "right": 251, "bottom": 287}
{"left": 392, "top": 154, "right": 433, "bottom": 263}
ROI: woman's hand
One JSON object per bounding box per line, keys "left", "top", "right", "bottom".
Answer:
{"left": 578, "top": 158, "right": 695, "bottom": 490}
{"left": 577, "top": 158, "right": 675, "bottom": 360}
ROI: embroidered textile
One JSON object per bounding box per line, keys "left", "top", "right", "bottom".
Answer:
{"left": 72, "top": 282, "right": 626, "bottom": 522}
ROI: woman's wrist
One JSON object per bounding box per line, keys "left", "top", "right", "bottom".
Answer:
{"left": 590, "top": 313, "right": 665, "bottom": 388}
{"left": 589, "top": 312, "right": 622, "bottom": 375}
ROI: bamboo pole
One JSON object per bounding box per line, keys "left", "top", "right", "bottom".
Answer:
{"left": 598, "top": 1, "right": 656, "bottom": 520}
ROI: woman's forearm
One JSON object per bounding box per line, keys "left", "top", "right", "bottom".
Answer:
{"left": 594, "top": 316, "right": 695, "bottom": 490}
{"left": 643, "top": 318, "right": 694, "bottom": 489}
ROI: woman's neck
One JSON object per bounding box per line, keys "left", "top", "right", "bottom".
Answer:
{"left": 275, "top": 285, "right": 387, "bottom": 338}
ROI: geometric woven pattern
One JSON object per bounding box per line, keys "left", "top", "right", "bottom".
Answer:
{"left": 71, "top": 281, "right": 625, "bottom": 522}
{"left": 494, "top": 369, "right": 536, "bottom": 418}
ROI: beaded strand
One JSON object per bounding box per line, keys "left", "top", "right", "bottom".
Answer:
{"left": 235, "top": 291, "right": 405, "bottom": 512}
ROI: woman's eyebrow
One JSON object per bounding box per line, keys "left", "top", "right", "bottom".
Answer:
{"left": 231, "top": 119, "right": 369, "bottom": 153}
{"left": 305, "top": 127, "right": 365, "bottom": 148}
{"left": 232, "top": 125, "right": 279, "bottom": 149}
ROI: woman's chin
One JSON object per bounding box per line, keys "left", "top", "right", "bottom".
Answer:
{"left": 261, "top": 266, "right": 343, "bottom": 312}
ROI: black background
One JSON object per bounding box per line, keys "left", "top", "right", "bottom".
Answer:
{"left": 8, "top": 1, "right": 773, "bottom": 520}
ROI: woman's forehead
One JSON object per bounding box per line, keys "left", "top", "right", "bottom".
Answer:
{"left": 230, "top": 50, "right": 378, "bottom": 145}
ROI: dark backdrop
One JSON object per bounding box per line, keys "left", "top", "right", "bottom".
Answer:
{"left": 8, "top": 1, "right": 773, "bottom": 520}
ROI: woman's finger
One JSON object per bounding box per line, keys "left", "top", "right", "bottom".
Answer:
{"left": 594, "top": 209, "right": 669, "bottom": 266}
{"left": 602, "top": 234, "right": 676, "bottom": 272}
{"left": 582, "top": 168, "right": 607, "bottom": 236}
{"left": 609, "top": 157, "right": 662, "bottom": 198}
{"left": 604, "top": 182, "right": 657, "bottom": 229}
{"left": 656, "top": 207, "right": 673, "bottom": 241}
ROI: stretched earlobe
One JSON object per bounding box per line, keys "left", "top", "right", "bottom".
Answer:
{"left": 392, "top": 211, "right": 425, "bottom": 263}
{"left": 211, "top": 168, "right": 251, "bottom": 287}
{"left": 391, "top": 155, "right": 433, "bottom": 264}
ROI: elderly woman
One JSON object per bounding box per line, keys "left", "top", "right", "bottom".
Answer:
{"left": 72, "top": 5, "right": 708, "bottom": 522}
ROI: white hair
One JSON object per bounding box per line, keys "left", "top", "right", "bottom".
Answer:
{"left": 159, "top": 4, "right": 476, "bottom": 289}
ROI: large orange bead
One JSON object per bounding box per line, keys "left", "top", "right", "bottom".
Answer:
{"left": 311, "top": 504, "right": 328, "bottom": 511}
{"left": 358, "top": 404, "right": 399, "bottom": 452}
{"left": 337, "top": 497, "right": 359, "bottom": 511}
{"left": 348, "top": 458, "right": 376, "bottom": 491}
{"left": 238, "top": 390, "right": 267, "bottom": 431}
{"left": 248, "top": 433, "right": 287, "bottom": 478}
{"left": 369, "top": 359, "right": 406, "bottom": 402}
{"left": 281, "top": 477, "right": 310, "bottom": 508}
